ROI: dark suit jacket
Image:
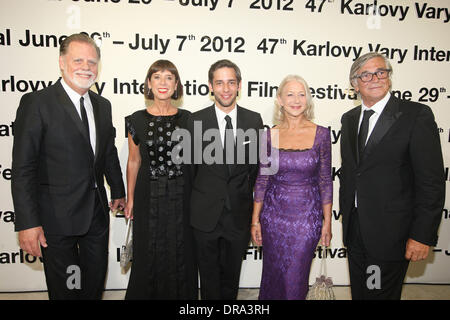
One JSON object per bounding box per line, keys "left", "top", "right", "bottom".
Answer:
{"left": 12, "top": 80, "right": 125, "bottom": 236}
{"left": 186, "top": 105, "right": 264, "bottom": 232}
{"left": 339, "top": 95, "right": 445, "bottom": 261}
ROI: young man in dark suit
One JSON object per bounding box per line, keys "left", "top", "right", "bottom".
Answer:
{"left": 186, "top": 60, "right": 264, "bottom": 299}
{"left": 339, "top": 52, "right": 445, "bottom": 299}
{"left": 11, "top": 33, "right": 125, "bottom": 300}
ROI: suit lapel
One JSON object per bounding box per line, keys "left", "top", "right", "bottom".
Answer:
{"left": 89, "top": 91, "right": 100, "bottom": 161}
{"left": 232, "top": 105, "right": 252, "bottom": 174}
{"left": 362, "top": 95, "right": 402, "bottom": 162}
{"left": 346, "top": 107, "right": 360, "bottom": 165}
{"left": 236, "top": 105, "right": 245, "bottom": 132}
{"left": 55, "top": 80, "right": 94, "bottom": 159}
{"left": 228, "top": 106, "right": 246, "bottom": 175}
{"left": 204, "top": 105, "right": 220, "bottom": 132}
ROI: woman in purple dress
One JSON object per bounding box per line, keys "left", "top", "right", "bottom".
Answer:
{"left": 251, "top": 75, "right": 333, "bottom": 300}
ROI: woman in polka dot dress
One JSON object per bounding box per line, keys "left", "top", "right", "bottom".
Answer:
{"left": 124, "top": 60, "right": 197, "bottom": 299}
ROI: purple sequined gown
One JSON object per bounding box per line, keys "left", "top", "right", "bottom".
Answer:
{"left": 254, "top": 126, "right": 332, "bottom": 300}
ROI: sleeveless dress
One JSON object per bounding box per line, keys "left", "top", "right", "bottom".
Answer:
{"left": 125, "top": 109, "right": 197, "bottom": 300}
{"left": 254, "top": 126, "right": 332, "bottom": 300}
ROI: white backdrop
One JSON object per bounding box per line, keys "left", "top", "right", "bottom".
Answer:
{"left": 0, "top": 0, "right": 449, "bottom": 292}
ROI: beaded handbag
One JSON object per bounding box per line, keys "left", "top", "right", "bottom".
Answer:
{"left": 306, "top": 246, "right": 336, "bottom": 300}
{"left": 120, "top": 219, "right": 133, "bottom": 268}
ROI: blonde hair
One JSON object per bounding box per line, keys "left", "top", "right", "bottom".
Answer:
{"left": 274, "top": 75, "right": 314, "bottom": 124}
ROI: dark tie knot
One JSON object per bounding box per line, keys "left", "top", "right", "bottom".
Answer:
{"left": 224, "top": 115, "right": 234, "bottom": 143}
{"left": 225, "top": 115, "right": 232, "bottom": 128}
{"left": 363, "top": 109, "right": 375, "bottom": 119}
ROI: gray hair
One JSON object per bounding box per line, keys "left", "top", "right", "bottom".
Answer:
{"left": 349, "top": 52, "right": 393, "bottom": 88}
{"left": 60, "top": 33, "right": 101, "bottom": 60}
{"left": 275, "top": 75, "right": 314, "bottom": 124}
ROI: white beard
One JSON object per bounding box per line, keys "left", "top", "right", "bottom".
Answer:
{"left": 63, "top": 68, "right": 96, "bottom": 90}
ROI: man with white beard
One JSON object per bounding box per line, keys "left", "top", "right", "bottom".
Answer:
{"left": 11, "top": 33, "right": 125, "bottom": 300}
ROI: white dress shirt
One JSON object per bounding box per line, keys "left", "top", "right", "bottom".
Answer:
{"left": 357, "top": 92, "right": 391, "bottom": 145}
{"left": 214, "top": 105, "right": 237, "bottom": 147}
{"left": 60, "top": 79, "right": 97, "bottom": 155}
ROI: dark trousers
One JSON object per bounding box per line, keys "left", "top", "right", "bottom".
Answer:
{"left": 41, "top": 192, "right": 109, "bottom": 300}
{"left": 347, "top": 208, "right": 409, "bottom": 300}
{"left": 193, "top": 209, "right": 250, "bottom": 300}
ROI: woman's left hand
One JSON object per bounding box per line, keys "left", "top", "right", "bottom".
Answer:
{"left": 251, "top": 223, "right": 263, "bottom": 247}
{"left": 320, "top": 222, "right": 332, "bottom": 247}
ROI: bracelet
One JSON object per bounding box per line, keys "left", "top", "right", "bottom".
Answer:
{"left": 251, "top": 222, "right": 260, "bottom": 227}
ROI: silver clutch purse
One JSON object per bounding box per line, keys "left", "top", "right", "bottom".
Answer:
{"left": 306, "top": 246, "right": 336, "bottom": 300}
{"left": 120, "top": 219, "right": 133, "bottom": 268}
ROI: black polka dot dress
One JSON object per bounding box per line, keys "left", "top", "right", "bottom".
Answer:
{"left": 125, "top": 109, "right": 197, "bottom": 299}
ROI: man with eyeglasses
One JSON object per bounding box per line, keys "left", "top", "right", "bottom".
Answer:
{"left": 339, "top": 52, "right": 444, "bottom": 300}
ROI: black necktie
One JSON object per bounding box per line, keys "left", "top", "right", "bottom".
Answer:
{"left": 224, "top": 115, "right": 234, "bottom": 172}
{"left": 358, "top": 109, "right": 375, "bottom": 162}
{"left": 80, "top": 97, "right": 90, "bottom": 138}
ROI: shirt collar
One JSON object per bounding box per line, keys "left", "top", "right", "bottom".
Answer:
{"left": 214, "top": 104, "right": 237, "bottom": 122}
{"left": 362, "top": 92, "right": 391, "bottom": 115}
{"left": 60, "top": 78, "right": 90, "bottom": 106}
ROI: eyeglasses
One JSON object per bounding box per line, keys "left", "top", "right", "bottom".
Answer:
{"left": 355, "top": 69, "right": 391, "bottom": 82}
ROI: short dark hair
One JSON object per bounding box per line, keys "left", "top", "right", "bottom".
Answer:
{"left": 144, "top": 60, "right": 183, "bottom": 100}
{"left": 60, "top": 33, "right": 100, "bottom": 59}
{"left": 208, "top": 59, "right": 242, "bottom": 84}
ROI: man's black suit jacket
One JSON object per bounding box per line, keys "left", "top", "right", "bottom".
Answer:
{"left": 186, "top": 105, "right": 264, "bottom": 232}
{"left": 339, "top": 95, "right": 445, "bottom": 261}
{"left": 12, "top": 80, "right": 125, "bottom": 236}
